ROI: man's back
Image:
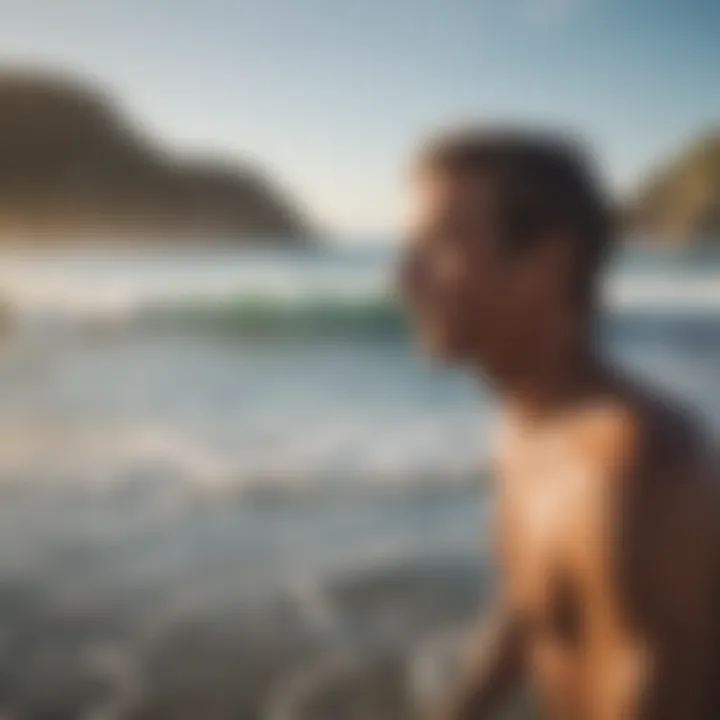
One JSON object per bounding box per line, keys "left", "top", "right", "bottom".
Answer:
{"left": 496, "top": 380, "right": 720, "bottom": 718}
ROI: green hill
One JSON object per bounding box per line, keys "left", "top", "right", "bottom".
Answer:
{"left": 627, "top": 130, "right": 720, "bottom": 243}
{"left": 0, "top": 71, "right": 310, "bottom": 242}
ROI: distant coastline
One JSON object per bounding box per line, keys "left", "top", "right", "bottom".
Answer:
{"left": 0, "top": 69, "right": 717, "bottom": 247}
{"left": 0, "top": 70, "right": 311, "bottom": 244}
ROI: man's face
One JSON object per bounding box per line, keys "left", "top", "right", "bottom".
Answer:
{"left": 400, "top": 169, "right": 565, "bottom": 372}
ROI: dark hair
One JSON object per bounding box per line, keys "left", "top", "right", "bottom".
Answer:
{"left": 416, "top": 128, "right": 614, "bottom": 309}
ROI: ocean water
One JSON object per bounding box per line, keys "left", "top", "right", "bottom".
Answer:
{"left": 0, "top": 243, "right": 719, "bottom": 718}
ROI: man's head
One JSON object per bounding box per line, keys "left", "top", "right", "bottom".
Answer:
{"left": 400, "top": 128, "right": 613, "bottom": 380}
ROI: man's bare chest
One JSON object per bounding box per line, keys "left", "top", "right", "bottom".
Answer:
{"left": 497, "top": 434, "right": 607, "bottom": 616}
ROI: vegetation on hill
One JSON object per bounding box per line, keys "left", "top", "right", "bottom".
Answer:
{"left": 0, "top": 71, "right": 310, "bottom": 241}
{"left": 627, "top": 130, "right": 720, "bottom": 243}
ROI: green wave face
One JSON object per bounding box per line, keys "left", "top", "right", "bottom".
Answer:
{"left": 140, "top": 294, "right": 409, "bottom": 340}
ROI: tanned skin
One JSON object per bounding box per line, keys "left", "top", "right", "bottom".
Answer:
{"left": 400, "top": 148, "right": 720, "bottom": 719}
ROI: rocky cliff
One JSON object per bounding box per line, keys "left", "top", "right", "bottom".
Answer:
{"left": 0, "top": 71, "right": 310, "bottom": 242}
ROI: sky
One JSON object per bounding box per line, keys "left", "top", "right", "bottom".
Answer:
{"left": 0, "top": 0, "right": 718, "bottom": 235}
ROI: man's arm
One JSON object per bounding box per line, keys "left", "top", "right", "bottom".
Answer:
{"left": 437, "top": 602, "right": 526, "bottom": 720}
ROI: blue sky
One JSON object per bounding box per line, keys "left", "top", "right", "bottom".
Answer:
{"left": 0, "top": 0, "right": 718, "bottom": 233}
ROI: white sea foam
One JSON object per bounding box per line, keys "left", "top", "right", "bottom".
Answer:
{"left": 0, "top": 414, "right": 489, "bottom": 495}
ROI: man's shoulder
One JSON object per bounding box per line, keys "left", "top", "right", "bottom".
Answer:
{"left": 495, "top": 375, "right": 712, "bottom": 494}
{"left": 573, "top": 381, "right": 718, "bottom": 564}
{"left": 572, "top": 378, "right": 708, "bottom": 488}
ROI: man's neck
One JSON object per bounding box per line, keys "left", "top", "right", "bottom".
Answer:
{"left": 487, "top": 331, "right": 615, "bottom": 423}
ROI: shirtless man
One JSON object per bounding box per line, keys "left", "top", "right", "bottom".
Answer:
{"left": 400, "top": 129, "right": 720, "bottom": 719}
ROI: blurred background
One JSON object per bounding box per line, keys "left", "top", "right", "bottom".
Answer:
{"left": 0, "top": 1, "right": 718, "bottom": 718}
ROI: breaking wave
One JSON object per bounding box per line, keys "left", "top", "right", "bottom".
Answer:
{"left": 2, "top": 245, "right": 720, "bottom": 341}
{"left": 2, "top": 281, "right": 720, "bottom": 342}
